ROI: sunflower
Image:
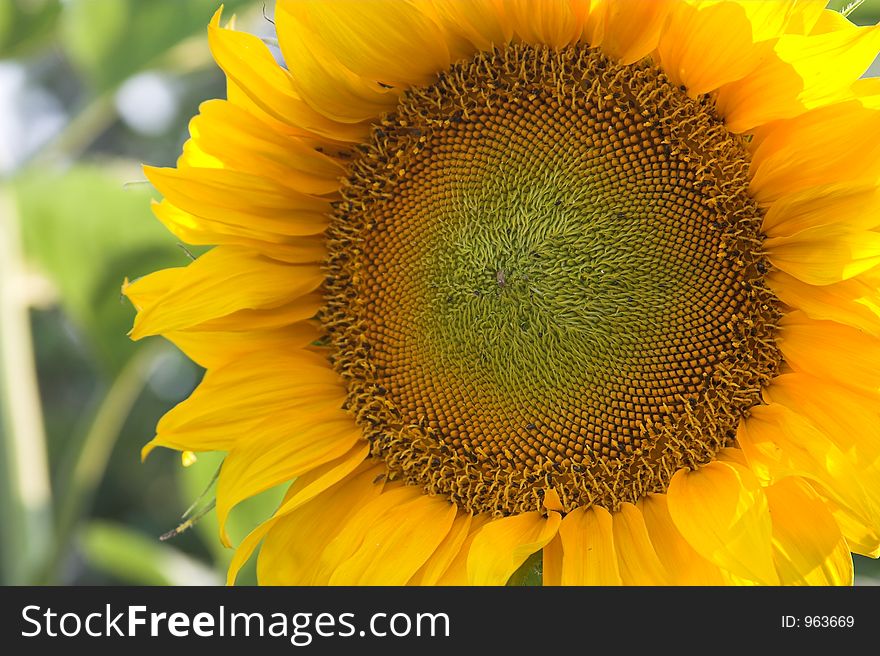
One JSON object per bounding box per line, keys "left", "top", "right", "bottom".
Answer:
{"left": 125, "top": 0, "right": 880, "bottom": 586}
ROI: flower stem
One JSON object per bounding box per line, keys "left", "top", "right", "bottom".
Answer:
{"left": 0, "top": 185, "right": 54, "bottom": 585}
{"left": 39, "top": 341, "right": 166, "bottom": 584}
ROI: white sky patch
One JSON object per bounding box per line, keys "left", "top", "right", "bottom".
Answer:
{"left": 114, "top": 71, "right": 179, "bottom": 136}
{"left": 0, "top": 62, "right": 67, "bottom": 174}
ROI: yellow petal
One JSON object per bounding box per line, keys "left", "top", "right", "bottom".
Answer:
{"left": 806, "top": 7, "right": 853, "bottom": 35}
{"left": 151, "top": 200, "right": 327, "bottom": 263}
{"left": 765, "top": 373, "right": 880, "bottom": 482}
{"left": 316, "top": 486, "right": 424, "bottom": 583}
{"left": 283, "top": 0, "right": 450, "bottom": 87}
{"left": 226, "top": 444, "right": 371, "bottom": 584}
{"left": 596, "top": 0, "right": 673, "bottom": 65}
{"left": 612, "top": 502, "right": 670, "bottom": 585}
{"left": 764, "top": 225, "right": 880, "bottom": 286}
{"left": 144, "top": 166, "right": 330, "bottom": 237}
{"left": 548, "top": 505, "right": 621, "bottom": 585}
{"left": 433, "top": 514, "right": 494, "bottom": 585}
{"left": 639, "top": 493, "right": 727, "bottom": 585}
{"left": 427, "top": 0, "right": 513, "bottom": 53}
{"left": 147, "top": 350, "right": 344, "bottom": 454}
{"left": 658, "top": 1, "right": 772, "bottom": 96}
{"left": 216, "top": 413, "right": 362, "bottom": 546}
{"left": 542, "top": 534, "right": 563, "bottom": 586}
{"left": 767, "top": 271, "right": 880, "bottom": 338}
{"left": 777, "top": 312, "right": 880, "bottom": 396}
{"left": 814, "top": 493, "right": 880, "bottom": 558}
{"left": 582, "top": 0, "right": 605, "bottom": 46}
{"left": 717, "top": 23, "right": 880, "bottom": 132}
{"left": 685, "top": 1, "right": 826, "bottom": 41}
{"left": 184, "top": 100, "right": 345, "bottom": 194}
{"left": 537, "top": 488, "right": 561, "bottom": 513}
{"left": 180, "top": 131, "right": 223, "bottom": 169}
{"left": 715, "top": 445, "right": 749, "bottom": 468}
{"left": 740, "top": 0, "right": 827, "bottom": 39}
{"left": 467, "top": 511, "right": 561, "bottom": 585}
{"left": 667, "top": 461, "right": 778, "bottom": 584}
{"left": 167, "top": 323, "right": 319, "bottom": 370}
{"left": 748, "top": 102, "right": 880, "bottom": 204}
{"left": 737, "top": 403, "right": 877, "bottom": 541}
{"left": 763, "top": 374, "right": 880, "bottom": 545}
{"left": 272, "top": 448, "right": 376, "bottom": 525}
{"left": 123, "top": 266, "right": 185, "bottom": 311}
{"left": 274, "top": 2, "right": 399, "bottom": 123}
{"left": 766, "top": 477, "right": 853, "bottom": 585}
{"left": 854, "top": 76, "right": 880, "bottom": 108}
{"left": 258, "top": 460, "right": 387, "bottom": 585}
{"left": 329, "top": 494, "right": 458, "bottom": 585}
{"left": 128, "top": 266, "right": 323, "bottom": 364}
{"left": 503, "top": 0, "right": 589, "bottom": 48}
{"left": 128, "top": 247, "right": 322, "bottom": 339}
{"left": 207, "top": 8, "right": 366, "bottom": 141}
{"left": 185, "top": 293, "right": 323, "bottom": 333}
{"left": 761, "top": 182, "right": 880, "bottom": 236}
{"left": 409, "top": 511, "right": 474, "bottom": 586}
{"left": 227, "top": 519, "right": 274, "bottom": 586}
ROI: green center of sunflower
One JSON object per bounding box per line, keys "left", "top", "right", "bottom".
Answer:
{"left": 323, "top": 43, "right": 782, "bottom": 516}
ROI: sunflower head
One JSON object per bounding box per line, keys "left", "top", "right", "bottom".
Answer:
{"left": 325, "top": 40, "right": 784, "bottom": 517}
{"left": 127, "top": 0, "right": 880, "bottom": 586}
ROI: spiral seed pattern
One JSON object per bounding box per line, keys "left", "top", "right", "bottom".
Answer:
{"left": 323, "top": 43, "right": 781, "bottom": 515}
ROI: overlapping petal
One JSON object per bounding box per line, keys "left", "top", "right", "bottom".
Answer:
{"left": 127, "top": 0, "right": 880, "bottom": 589}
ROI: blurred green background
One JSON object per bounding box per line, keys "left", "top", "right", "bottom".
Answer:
{"left": 0, "top": 0, "right": 879, "bottom": 587}
{"left": 0, "top": 0, "right": 286, "bottom": 586}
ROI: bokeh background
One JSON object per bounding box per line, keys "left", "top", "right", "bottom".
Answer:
{"left": 1, "top": 0, "right": 879, "bottom": 586}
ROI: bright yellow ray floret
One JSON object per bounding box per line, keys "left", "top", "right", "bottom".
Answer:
{"left": 126, "top": 0, "right": 880, "bottom": 586}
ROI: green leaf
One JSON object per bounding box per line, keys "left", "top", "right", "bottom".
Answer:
{"left": 0, "top": 0, "right": 62, "bottom": 58}
{"left": 15, "top": 163, "right": 194, "bottom": 374}
{"left": 81, "top": 520, "right": 220, "bottom": 585}
{"left": 506, "top": 550, "right": 544, "bottom": 586}
{"left": 828, "top": 0, "right": 880, "bottom": 24}
{"left": 58, "top": 0, "right": 128, "bottom": 89}
{"left": 60, "top": 0, "right": 252, "bottom": 90}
